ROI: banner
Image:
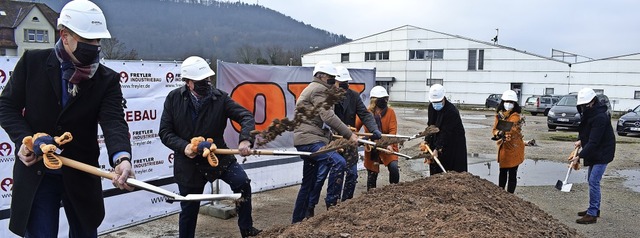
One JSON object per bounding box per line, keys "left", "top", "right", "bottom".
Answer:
{"left": 0, "top": 58, "right": 375, "bottom": 237}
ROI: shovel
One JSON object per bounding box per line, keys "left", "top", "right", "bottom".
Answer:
{"left": 42, "top": 154, "right": 241, "bottom": 202}
{"left": 555, "top": 147, "right": 579, "bottom": 192}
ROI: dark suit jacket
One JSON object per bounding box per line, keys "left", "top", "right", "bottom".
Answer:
{"left": 0, "top": 49, "right": 131, "bottom": 236}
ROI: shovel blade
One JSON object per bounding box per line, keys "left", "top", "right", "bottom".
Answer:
{"left": 555, "top": 180, "right": 563, "bottom": 190}
{"left": 561, "top": 183, "right": 573, "bottom": 192}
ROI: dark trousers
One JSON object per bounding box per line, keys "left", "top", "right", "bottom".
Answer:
{"left": 177, "top": 162, "right": 253, "bottom": 238}
{"left": 366, "top": 160, "right": 399, "bottom": 191}
{"left": 26, "top": 173, "right": 97, "bottom": 238}
{"left": 498, "top": 166, "right": 519, "bottom": 193}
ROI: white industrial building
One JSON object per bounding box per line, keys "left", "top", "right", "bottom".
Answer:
{"left": 301, "top": 25, "right": 640, "bottom": 111}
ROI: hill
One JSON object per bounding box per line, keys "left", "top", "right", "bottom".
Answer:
{"left": 29, "top": 0, "right": 350, "bottom": 63}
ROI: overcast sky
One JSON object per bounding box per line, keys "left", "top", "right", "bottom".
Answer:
{"left": 241, "top": 0, "right": 639, "bottom": 59}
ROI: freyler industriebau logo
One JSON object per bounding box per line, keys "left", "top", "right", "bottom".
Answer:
{"left": 166, "top": 72, "right": 174, "bottom": 83}
{"left": 120, "top": 71, "right": 129, "bottom": 83}
{"left": 0, "top": 69, "right": 7, "bottom": 84}
{"left": 0, "top": 142, "right": 13, "bottom": 157}
{"left": 1, "top": 178, "right": 12, "bottom": 192}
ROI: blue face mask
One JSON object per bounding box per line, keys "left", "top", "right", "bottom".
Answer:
{"left": 432, "top": 102, "right": 444, "bottom": 111}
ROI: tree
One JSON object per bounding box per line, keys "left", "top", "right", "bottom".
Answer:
{"left": 235, "top": 44, "right": 262, "bottom": 64}
{"left": 101, "top": 38, "right": 139, "bottom": 60}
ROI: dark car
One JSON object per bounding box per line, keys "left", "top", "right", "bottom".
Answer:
{"left": 485, "top": 94, "right": 502, "bottom": 108}
{"left": 616, "top": 104, "right": 640, "bottom": 136}
{"left": 547, "top": 94, "right": 611, "bottom": 129}
{"left": 524, "top": 95, "right": 560, "bottom": 116}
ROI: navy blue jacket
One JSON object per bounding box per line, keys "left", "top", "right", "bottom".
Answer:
{"left": 159, "top": 86, "right": 255, "bottom": 188}
{"left": 577, "top": 101, "right": 615, "bottom": 166}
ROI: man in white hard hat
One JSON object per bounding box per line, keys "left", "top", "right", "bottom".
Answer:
{"left": 305, "top": 66, "right": 381, "bottom": 218}
{"left": 569, "top": 88, "right": 615, "bottom": 224}
{"left": 0, "top": 1, "right": 133, "bottom": 237}
{"left": 292, "top": 60, "right": 358, "bottom": 223}
{"left": 159, "top": 56, "right": 261, "bottom": 237}
{"left": 425, "top": 84, "right": 468, "bottom": 174}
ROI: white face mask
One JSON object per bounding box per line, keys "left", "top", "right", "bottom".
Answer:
{"left": 504, "top": 102, "right": 514, "bottom": 111}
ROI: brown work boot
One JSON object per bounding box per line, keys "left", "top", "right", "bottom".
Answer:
{"left": 576, "top": 214, "right": 597, "bottom": 224}
{"left": 577, "top": 210, "right": 600, "bottom": 217}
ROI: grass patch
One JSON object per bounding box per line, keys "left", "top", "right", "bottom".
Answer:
{"left": 548, "top": 134, "right": 578, "bottom": 141}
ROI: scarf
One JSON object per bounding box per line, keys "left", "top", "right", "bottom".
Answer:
{"left": 54, "top": 39, "right": 99, "bottom": 97}
{"left": 189, "top": 88, "right": 213, "bottom": 122}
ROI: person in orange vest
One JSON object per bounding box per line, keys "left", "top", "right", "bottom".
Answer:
{"left": 491, "top": 90, "right": 525, "bottom": 193}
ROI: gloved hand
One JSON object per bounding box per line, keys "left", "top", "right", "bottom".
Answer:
{"left": 33, "top": 135, "right": 57, "bottom": 156}
{"left": 370, "top": 130, "right": 382, "bottom": 140}
{"left": 197, "top": 140, "right": 213, "bottom": 155}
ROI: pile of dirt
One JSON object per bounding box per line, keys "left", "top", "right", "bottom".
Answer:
{"left": 258, "top": 172, "right": 582, "bottom": 238}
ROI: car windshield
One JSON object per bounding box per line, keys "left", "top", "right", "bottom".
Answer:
{"left": 556, "top": 96, "right": 577, "bottom": 106}
{"left": 634, "top": 105, "right": 640, "bottom": 113}
{"left": 526, "top": 97, "right": 537, "bottom": 103}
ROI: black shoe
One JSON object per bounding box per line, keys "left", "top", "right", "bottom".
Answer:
{"left": 577, "top": 210, "right": 600, "bottom": 217}
{"left": 305, "top": 207, "right": 315, "bottom": 218}
{"left": 576, "top": 214, "right": 597, "bottom": 224}
{"left": 240, "top": 227, "right": 262, "bottom": 237}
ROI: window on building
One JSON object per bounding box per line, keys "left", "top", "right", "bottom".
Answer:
{"left": 635, "top": 91, "right": 640, "bottom": 99}
{"left": 0, "top": 48, "right": 5, "bottom": 56}
{"left": 468, "top": 49, "right": 485, "bottom": 71}
{"left": 24, "top": 29, "right": 49, "bottom": 43}
{"left": 426, "top": 78, "right": 443, "bottom": 86}
{"left": 593, "top": 89, "right": 604, "bottom": 95}
{"left": 409, "top": 49, "right": 444, "bottom": 60}
{"left": 468, "top": 50, "right": 477, "bottom": 70}
{"left": 341, "top": 53, "right": 349, "bottom": 62}
{"left": 365, "top": 51, "right": 389, "bottom": 61}
{"left": 478, "top": 50, "right": 484, "bottom": 70}
{"left": 545, "top": 88, "right": 555, "bottom": 95}
{"left": 32, "top": 17, "right": 39, "bottom": 22}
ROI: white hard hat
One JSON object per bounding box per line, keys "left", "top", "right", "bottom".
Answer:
{"left": 313, "top": 60, "right": 338, "bottom": 76}
{"left": 428, "top": 84, "right": 446, "bottom": 102}
{"left": 57, "top": 0, "right": 111, "bottom": 39}
{"left": 577, "top": 88, "right": 597, "bottom": 105}
{"left": 181, "top": 56, "right": 215, "bottom": 81}
{"left": 335, "top": 66, "right": 352, "bottom": 82}
{"left": 501, "top": 90, "right": 518, "bottom": 102}
{"left": 370, "top": 86, "right": 389, "bottom": 98}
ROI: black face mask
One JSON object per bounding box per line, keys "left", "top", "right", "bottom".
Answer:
{"left": 326, "top": 78, "right": 336, "bottom": 86}
{"left": 376, "top": 98, "right": 388, "bottom": 109}
{"left": 193, "top": 80, "right": 211, "bottom": 96}
{"left": 339, "top": 82, "right": 349, "bottom": 90}
{"left": 73, "top": 41, "right": 100, "bottom": 65}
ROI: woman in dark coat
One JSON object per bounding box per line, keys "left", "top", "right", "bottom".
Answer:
{"left": 425, "top": 84, "right": 468, "bottom": 174}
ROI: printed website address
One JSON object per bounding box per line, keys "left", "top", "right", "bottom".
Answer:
{"left": 121, "top": 84, "right": 151, "bottom": 89}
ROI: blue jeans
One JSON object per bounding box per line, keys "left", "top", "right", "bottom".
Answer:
{"left": 341, "top": 162, "right": 358, "bottom": 201}
{"left": 292, "top": 142, "right": 345, "bottom": 223}
{"left": 178, "top": 162, "right": 253, "bottom": 238}
{"left": 25, "top": 173, "right": 97, "bottom": 238}
{"left": 587, "top": 164, "right": 607, "bottom": 217}
{"left": 308, "top": 149, "right": 346, "bottom": 209}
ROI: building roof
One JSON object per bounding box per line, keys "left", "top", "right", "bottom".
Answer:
{"left": 0, "top": 0, "right": 58, "bottom": 29}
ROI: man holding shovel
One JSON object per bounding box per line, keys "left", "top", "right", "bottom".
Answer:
{"left": 0, "top": 1, "right": 133, "bottom": 237}
{"left": 159, "top": 56, "right": 261, "bottom": 237}
{"left": 570, "top": 88, "right": 615, "bottom": 225}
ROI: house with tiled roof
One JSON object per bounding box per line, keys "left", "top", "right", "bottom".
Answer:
{"left": 0, "top": 0, "right": 58, "bottom": 56}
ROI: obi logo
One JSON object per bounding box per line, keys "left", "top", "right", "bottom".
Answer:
{"left": 166, "top": 72, "right": 175, "bottom": 83}
{"left": 168, "top": 153, "right": 174, "bottom": 164}
{"left": 0, "top": 69, "right": 6, "bottom": 84}
{"left": 120, "top": 71, "right": 129, "bottom": 83}
{"left": 1, "top": 178, "right": 13, "bottom": 192}
{"left": 0, "top": 142, "right": 12, "bottom": 156}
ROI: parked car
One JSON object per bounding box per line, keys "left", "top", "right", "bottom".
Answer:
{"left": 485, "top": 93, "right": 502, "bottom": 108}
{"left": 524, "top": 95, "right": 560, "bottom": 116}
{"left": 547, "top": 93, "right": 611, "bottom": 129}
{"left": 616, "top": 104, "right": 640, "bottom": 136}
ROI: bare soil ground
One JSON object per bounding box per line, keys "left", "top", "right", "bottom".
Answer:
{"left": 102, "top": 107, "right": 640, "bottom": 238}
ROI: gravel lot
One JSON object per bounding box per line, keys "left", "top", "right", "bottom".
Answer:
{"left": 102, "top": 106, "right": 640, "bottom": 238}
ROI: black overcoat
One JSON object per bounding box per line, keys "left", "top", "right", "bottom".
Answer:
{"left": 426, "top": 99, "right": 468, "bottom": 174}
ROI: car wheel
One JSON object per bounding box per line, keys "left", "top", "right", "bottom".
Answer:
{"left": 547, "top": 124, "right": 556, "bottom": 130}
{"left": 618, "top": 132, "right": 627, "bottom": 136}
{"left": 531, "top": 112, "right": 538, "bottom": 116}
{"left": 544, "top": 109, "right": 550, "bottom": 116}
